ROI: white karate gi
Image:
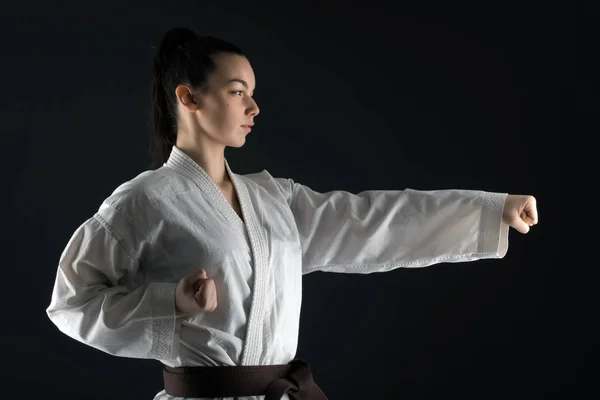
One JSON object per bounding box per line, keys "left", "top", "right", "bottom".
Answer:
{"left": 46, "top": 145, "right": 510, "bottom": 400}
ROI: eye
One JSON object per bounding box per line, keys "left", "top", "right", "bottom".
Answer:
{"left": 231, "top": 90, "right": 243, "bottom": 96}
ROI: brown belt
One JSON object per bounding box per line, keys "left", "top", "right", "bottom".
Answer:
{"left": 163, "top": 359, "right": 328, "bottom": 399}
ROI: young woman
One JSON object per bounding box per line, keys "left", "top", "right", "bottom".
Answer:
{"left": 46, "top": 27, "right": 539, "bottom": 400}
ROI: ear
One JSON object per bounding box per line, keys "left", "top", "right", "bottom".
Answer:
{"left": 175, "top": 84, "right": 201, "bottom": 112}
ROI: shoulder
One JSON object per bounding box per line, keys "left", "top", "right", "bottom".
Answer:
{"left": 236, "top": 169, "right": 296, "bottom": 205}
{"left": 100, "top": 166, "right": 191, "bottom": 220}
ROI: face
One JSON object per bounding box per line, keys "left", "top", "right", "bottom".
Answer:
{"left": 178, "top": 53, "right": 259, "bottom": 148}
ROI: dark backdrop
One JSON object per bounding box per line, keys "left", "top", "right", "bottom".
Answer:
{"left": 2, "top": 1, "right": 573, "bottom": 399}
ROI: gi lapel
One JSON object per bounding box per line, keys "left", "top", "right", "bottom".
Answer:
{"left": 167, "top": 146, "right": 269, "bottom": 365}
{"left": 230, "top": 167, "right": 270, "bottom": 366}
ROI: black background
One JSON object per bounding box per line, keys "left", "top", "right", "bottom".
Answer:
{"left": 2, "top": 1, "right": 575, "bottom": 398}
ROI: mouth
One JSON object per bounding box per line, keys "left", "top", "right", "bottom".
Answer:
{"left": 241, "top": 124, "right": 253, "bottom": 131}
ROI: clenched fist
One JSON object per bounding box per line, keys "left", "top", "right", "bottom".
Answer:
{"left": 175, "top": 268, "right": 218, "bottom": 317}
{"left": 503, "top": 194, "right": 539, "bottom": 234}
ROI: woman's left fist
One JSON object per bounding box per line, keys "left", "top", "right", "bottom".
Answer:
{"left": 503, "top": 194, "right": 539, "bottom": 234}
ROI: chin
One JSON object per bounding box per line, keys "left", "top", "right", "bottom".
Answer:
{"left": 227, "top": 137, "right": 247, "bottom": 148}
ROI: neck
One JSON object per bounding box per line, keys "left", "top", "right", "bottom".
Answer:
{"left": 175, "top": 135, "right": 229, "bottom": 187}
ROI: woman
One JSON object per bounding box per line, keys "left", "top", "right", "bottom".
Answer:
{"left": 46, "top": 27, "right": 539, "bottom": 400}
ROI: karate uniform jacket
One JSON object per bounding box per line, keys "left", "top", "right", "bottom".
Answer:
{"left": 46, "top": 145, "right": 510, "bottom": 400}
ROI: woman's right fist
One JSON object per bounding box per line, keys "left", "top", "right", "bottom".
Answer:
{"left": 175, "top": 268, "right": 218, "bottom": 317}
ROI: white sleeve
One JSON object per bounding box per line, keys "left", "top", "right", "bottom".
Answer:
{"left": 274, "top": 178, "right": 509, "bottom": 275}
{"left": 46, "top": 203, "right": 180, "bottom": 360}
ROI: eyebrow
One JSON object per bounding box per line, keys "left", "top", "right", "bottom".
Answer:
{"left": 227, "top": 78, "right": 255, "bottom": 93}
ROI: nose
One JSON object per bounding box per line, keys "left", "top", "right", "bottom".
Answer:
{"left": 247, "top": 97, "right": 260, "bottom": 117}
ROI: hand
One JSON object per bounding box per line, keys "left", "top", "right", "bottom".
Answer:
{"left": 503, "top": 194, "right": 539, "bottom": 234}
{"left": 175, "top": 268, "right": 218, "bottom": 317}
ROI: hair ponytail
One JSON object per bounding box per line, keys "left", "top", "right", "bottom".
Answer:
{"left": 149, "top": 53, "right": 175, "bottom": 169}
{"left": 148, "top": 28, "right": 246, "bottom": 169}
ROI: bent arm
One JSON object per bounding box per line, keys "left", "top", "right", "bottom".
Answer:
{"left": 46, "top": 206, "right": 179, "bottom": 360}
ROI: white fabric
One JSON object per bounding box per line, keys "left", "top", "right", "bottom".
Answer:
{"left": 46, "top": 145, "right": 510, "bottom": 399}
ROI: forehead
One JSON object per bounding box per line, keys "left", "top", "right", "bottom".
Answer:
{"left": 210, "top": 53, "right": 255, "bottom": 86}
